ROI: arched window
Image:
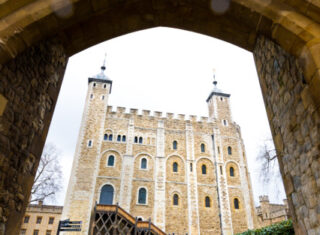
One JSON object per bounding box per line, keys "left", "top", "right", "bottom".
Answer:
{"left": 138, "top": 188, "right": 147, "bottom": 204}
{"left": 230, "top": 167, "right": 234, "bottom": 177}
{"left": 104, "top": 134, "right": 108, "bottom": 141}
{"left": 122, "top": 135, "right": 126, "bottom": 142}
{"left": 107, "top": 155, "right": 115, "bottom": 166}
{"left": 134, "top": 136, "right": 138, "bottom": 143}
{"left": 137, "top": 217, "right": 143, "bottom": 221}
{"left": 108, "top": 134, "right": 113, "bottom": 141}
{"left": 141, "top": 158, "right": 147, "bottom": 169}
{"left": 173, "top": 141, "right": 177, "bottom": 150}
{"left": 103, "top": 84, "right": 107, "bottom": 88}
{"left": 93, "top": 83, "right": 96, "bottom": 87}
{"left": 99, "top": 185, "right": 114, "bottom": 205}
{"left": 205, "top": 196, "right": 211, "bottom": 207}
{"left": 117, "top": 135, "right": 121, "bottom": 142}
{"left": 173, "top": 194, "right": 179, "bottom": 205}
{"left": 228, "top": 146, "right": 232, "bottom": 155}
{"left": 139, "top": 137, "right": 143, "bottom": 144}
{"left": 173, "top": 162, "right": 178, "bottom": 172}
{"left": 202, "top": 164, "right": 207, "bottom": 175}
{"left": 88, "top": 140, "right": 92, "bottom": 147}
{"left": 201, "top": 143, "right": 205, "bottom": 153}
{"left": 234, "top": 198, "right": 239, "bottom": 209}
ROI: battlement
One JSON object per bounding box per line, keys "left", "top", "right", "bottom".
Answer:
{"left": 259, "top": 195, "right": 270, "bottom": 202}
{"left": 106, "top": 106, "right": 212, "bottom": 124}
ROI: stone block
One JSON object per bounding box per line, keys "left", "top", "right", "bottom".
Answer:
{"left": 0, "top": 94, "right": 7, "bottom": 116}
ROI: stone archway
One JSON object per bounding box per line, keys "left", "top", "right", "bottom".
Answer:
{"left": 0, "top": 1, "right": 319, "bottom": 234}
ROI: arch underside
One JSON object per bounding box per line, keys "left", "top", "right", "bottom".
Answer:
{"left": 0, "top": 1, "right": 320, "bottom": 235}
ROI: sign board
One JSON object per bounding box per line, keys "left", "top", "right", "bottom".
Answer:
{"left": 57, "top": 219, "right": 82, "bottom": 235}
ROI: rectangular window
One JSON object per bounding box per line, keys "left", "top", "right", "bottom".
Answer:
{"left": 48, "top": 217, "right": 54, "bottom": 224}
{"left": 220, "top": 166, "right": 223, "bottom": 175}
{"left": 20, "top": 229, "right": 26, "bottom": 235}
{"left": 24, "top": 216, "right": 30, "bottom": 223}
{"left": 36, "top": 216, "right": 42, "bottom": 224}
{"left": 46, "top": 230, "right": 52, "bottom": 235}
{"left": 33, "top": 230, "right": 39, "bottom": 235}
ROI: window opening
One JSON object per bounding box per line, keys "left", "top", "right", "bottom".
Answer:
{"left": 88, "top": 140, "right": 92, "bottom": 147}
{"left": 220, "top": 166, "right": 223, "bottom": 175}
{"left": 48, "top": 217, "right": 54, "bottom": 224}
{"left": 201, "top": 143, "right": 205, "bottom": 153}
{"left": 104, "top": 134, "right": 108, "bottom": 141}
{"left": 138, "top": 188, "right": 147, "bottom": 204}
{"left": 24, "top": 216, "right": 30, "bottom": 223}
{"left": 141, "top": 158, "right": 147, "bottom": 169}
{"left": 99, "top": 184, "right": 114, "bottom": 205}
{"left": 173, "top": 141, "right": 177, "bottom": 150}
{"left": 205, "top": 196, "right": 211, "bottom": 207}
{"left": 228, "top": 146, "right": 232, "bottom": 155}
{"left": 122, "top": 135, "right": 126, "bottom": 142}
{"left": 234, "top": 198, "right": 239, "bottom": 209}
{"left": 202, "top": 164, "right": 207, "bottom": 174}
{"left": 173, "top": 194, "right": 179, "bottom": 205}
{"left": 139, "top": 137, "right": 143, "bottom": 144}
{"left": 190, "top": 163, "right": 193, "bottom": 172}
{"left": 108, "top": 155, "right": 115, "bottom": 166}
{"left": 108, "top": 134, "right": 113, "bottom": 141}
{"left": 117, "top": 135, "right": 121, "bottom": 142}
{"left": 173, "top": 162, "right": 178, "bottom": 172}
{"left": 230, "top": 167, "right": 234, "bottom": 176}
{"left": 36, "top": 216, "right": 42, "bottom": 224}
{"left": 134, "top": 136, "right": 138, "bottom": 143}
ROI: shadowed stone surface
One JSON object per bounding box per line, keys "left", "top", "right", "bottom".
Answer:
{"left": 254, "top": 36, "right": 320, "bottom": 235}
{"left": 0, "top": 38, "right": 67, "bottom": 235}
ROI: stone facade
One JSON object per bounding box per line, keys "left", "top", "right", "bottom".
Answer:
{"left": 254, "top": 36, "right": 320, "bottom": 234}
{"left": 62, "top": 68, "right": 257, "bottom": 235}
{"left": 0, "top": 38, "right": 67, "bottom": 235}
{"left": 19, "top": 201, "right": 62, "bottom": 235}
{"left": 255, "top": 195, "right": 289, "bottom": 228}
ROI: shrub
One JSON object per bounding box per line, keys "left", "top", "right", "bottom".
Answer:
{"left": 236, "top": 220, "right": 294, "bottom": 235}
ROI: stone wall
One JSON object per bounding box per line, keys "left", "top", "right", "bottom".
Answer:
{"left": 254, "top": 36, "right": 320, "bottom": 234}
{"left": 0, "top": 38, "right": 67, "bottom": 235}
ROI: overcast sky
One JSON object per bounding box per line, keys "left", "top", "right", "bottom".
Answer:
{"left": 45, "top": 27, "right": 286, "bottom": 206}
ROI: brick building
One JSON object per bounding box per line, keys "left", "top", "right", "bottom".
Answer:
{"left": 256, "top": 195, "right": 290, "bottom": 228}
{"left": 62, "top": 62, "right": 257, "bottom": 234}
{"left": 20, "top": 201, "right": 62, "bottom": 235}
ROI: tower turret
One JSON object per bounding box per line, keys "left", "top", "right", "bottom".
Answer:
{"left": 62, "top": 55, "right": 112, "bottom": 233}
{"left": 206, "top": 70, "right": 231, "bottom": 123}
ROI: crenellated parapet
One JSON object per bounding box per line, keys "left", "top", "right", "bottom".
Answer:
{"left": 106, "top": 106, "right": 214, "bottom": 125}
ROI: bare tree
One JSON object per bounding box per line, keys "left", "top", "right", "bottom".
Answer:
{"left": 256, "top": 138, "right": 284, "bottom": 200}
{"left": 30, "top": 143, "right": 62, "bottom": 203}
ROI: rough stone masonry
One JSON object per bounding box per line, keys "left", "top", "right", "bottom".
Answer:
{"left": 254, "top": 36, "right": 320, "bottom": 235}
{"left": 0, "top": 38, "right": 67, "bottom": 235}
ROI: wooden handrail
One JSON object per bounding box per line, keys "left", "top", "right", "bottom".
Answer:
{"left": 95, "top": 204, "right": 166, "bottom": 235}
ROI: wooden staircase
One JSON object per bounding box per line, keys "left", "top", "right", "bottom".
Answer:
{"left": 91, "top": 204, "right": 166, "bottom": 235}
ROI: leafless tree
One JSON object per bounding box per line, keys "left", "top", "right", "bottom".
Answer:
{"left": 30, "top": 143, "right": 62, "bottom": 203}
{"left": 256, "top": 138, "right": 284, "bottom": 199}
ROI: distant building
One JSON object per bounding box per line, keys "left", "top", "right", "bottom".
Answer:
{"left": 20, "top": 201, "right": 62, "bottom": 235}
{"left": 256, "top": 195, "right": 290, "bottom": 227}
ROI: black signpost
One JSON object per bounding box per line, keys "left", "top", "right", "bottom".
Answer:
{"left": 57, "top": 219, "right": 82, "bottom": 235}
